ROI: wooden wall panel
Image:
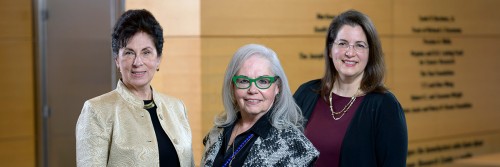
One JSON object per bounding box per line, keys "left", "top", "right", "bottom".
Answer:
{"left": 0, "top": 41, "right": 35, "bottom": 139}
{"left": 394, "top": 0, "right": 500, "bottom": 35}
{"left": 380, "top": 37, "right": 395, "bottom": 88}
{"left": 391, "top": 1, "right": 500, "bottom": 165}
{"left": 407, "top": 132, "right": 500, "bottom": 167}
{"left": 392, "top": 37, "right": 500, "bottom": 166}
{"left": 0, "top": 139, "right": 36, "bottom": 167}
{"left": 0, "top": 0, "right": 32, "bottom": 38}
{"left": 126, "top": 0, "right": 200, "bottom": 36}
{"left": 201, "top": 0, "right": 392, "bottom": 36}
{"left": 0, "top": 0, "right": 35, "bottom": 166}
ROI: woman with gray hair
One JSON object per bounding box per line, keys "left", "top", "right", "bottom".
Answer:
{"left": 201, "top": 44, "right": 319, "bottom": 166}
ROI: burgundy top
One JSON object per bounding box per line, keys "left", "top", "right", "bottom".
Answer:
{"left": 304, "top": 93, "right": 364, "bottom": 167}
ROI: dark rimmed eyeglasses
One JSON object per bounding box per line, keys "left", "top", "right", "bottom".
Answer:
{"left": 232, "top": 75, "right": 279, "bottom": 89}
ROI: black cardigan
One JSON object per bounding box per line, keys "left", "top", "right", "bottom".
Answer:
{"left": 293, "top": 79, "right": 408, "bottom": 167}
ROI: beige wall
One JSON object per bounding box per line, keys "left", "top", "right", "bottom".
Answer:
{"left": 0, "top": 0, "right": 36, "bottom": 166}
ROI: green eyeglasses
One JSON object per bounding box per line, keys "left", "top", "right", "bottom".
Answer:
{"left": 232, "top": 75, "right": 279, "bottom": 89}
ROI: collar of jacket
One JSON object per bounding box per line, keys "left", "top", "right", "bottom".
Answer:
{"left": 115, "top": 79, "right": 163, "bottom": 109}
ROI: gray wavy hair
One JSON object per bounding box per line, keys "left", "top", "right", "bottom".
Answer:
{"left": 214, "top": 44, "right": 304, "bottom": 130}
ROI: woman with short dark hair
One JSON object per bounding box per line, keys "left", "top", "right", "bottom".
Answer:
{"left": 76, "top": 9, "right": 194, "bottom": 167}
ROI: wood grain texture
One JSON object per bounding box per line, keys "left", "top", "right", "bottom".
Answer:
{"left": 394, "top": 0, "right": 500, "bottom": 35}
{"left": 126, "top": 0, "right": 200, "bottom": 36}
{"left": 0, "top": 0, "right": 35, "bottom": 166}
{"left": 0, "top": 0, "right": 32, "bottom": 38}
{"left": 201, "top": 0, "right": 392, "bottom": 36}
{"left": 0, "top": 138, "right": 36, "bottom": 167}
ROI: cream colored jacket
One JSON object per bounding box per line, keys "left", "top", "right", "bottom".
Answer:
{"left": 76, "top": 81, "right": 194, "bottom": 167}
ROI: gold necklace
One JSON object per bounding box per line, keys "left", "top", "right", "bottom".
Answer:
{"left": 144, "top": 100, "right": 155, "bottom": 109}
{"left": 227, "top": 123, "right": 240, "bottom": 150}
{"left": 228, "top": 132, "right": 254, "bottom": 167}
{"left": 329, "top": 88, "right": 359, "bottom": 120}
{"left": 229, "top": 123, "right": 240, "bottom": 167}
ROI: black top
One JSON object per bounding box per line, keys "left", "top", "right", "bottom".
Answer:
{"left": 144, "top": 100, "right": 180, "bottom": 167}
{"left": 293, "top": 79, "right": 408, "bottom": 167}
{"left": 212, "top": 111, "right": 272, "bottom": 167}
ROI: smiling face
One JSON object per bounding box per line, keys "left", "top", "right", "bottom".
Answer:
{"left": 115, "top": 31, "right": 160, "bottom": 92}
{"left": 234, "top": 55, "right": 279, "bottom": 119}
{"left": 331, "top": 25, "right": 369, "bottom": 81}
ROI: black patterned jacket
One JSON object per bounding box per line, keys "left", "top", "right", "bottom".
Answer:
{"left": 201, "top": 124, "right": 319, "bottom": 167}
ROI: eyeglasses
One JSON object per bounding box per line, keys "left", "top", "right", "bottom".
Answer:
{"left": 333, "top": 41, "right": 369, "bottom": 53}
{"left": 232, "top": 75, "right": 279, "bottom": 89}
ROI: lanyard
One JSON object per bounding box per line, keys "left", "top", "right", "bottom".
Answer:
{"left": 221, "top": 133, "right": 255, "bottom": 167}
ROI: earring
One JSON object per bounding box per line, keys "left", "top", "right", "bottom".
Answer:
{"left": 156, "top": 68, "right": 159, "bottom": 71}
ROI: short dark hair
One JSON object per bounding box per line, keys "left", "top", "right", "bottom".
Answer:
{"left": 111, "top": 9, "right": 164, "bottom": 57}
{"left": 320, "top": 9, "right": 387, "bottom": 98}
